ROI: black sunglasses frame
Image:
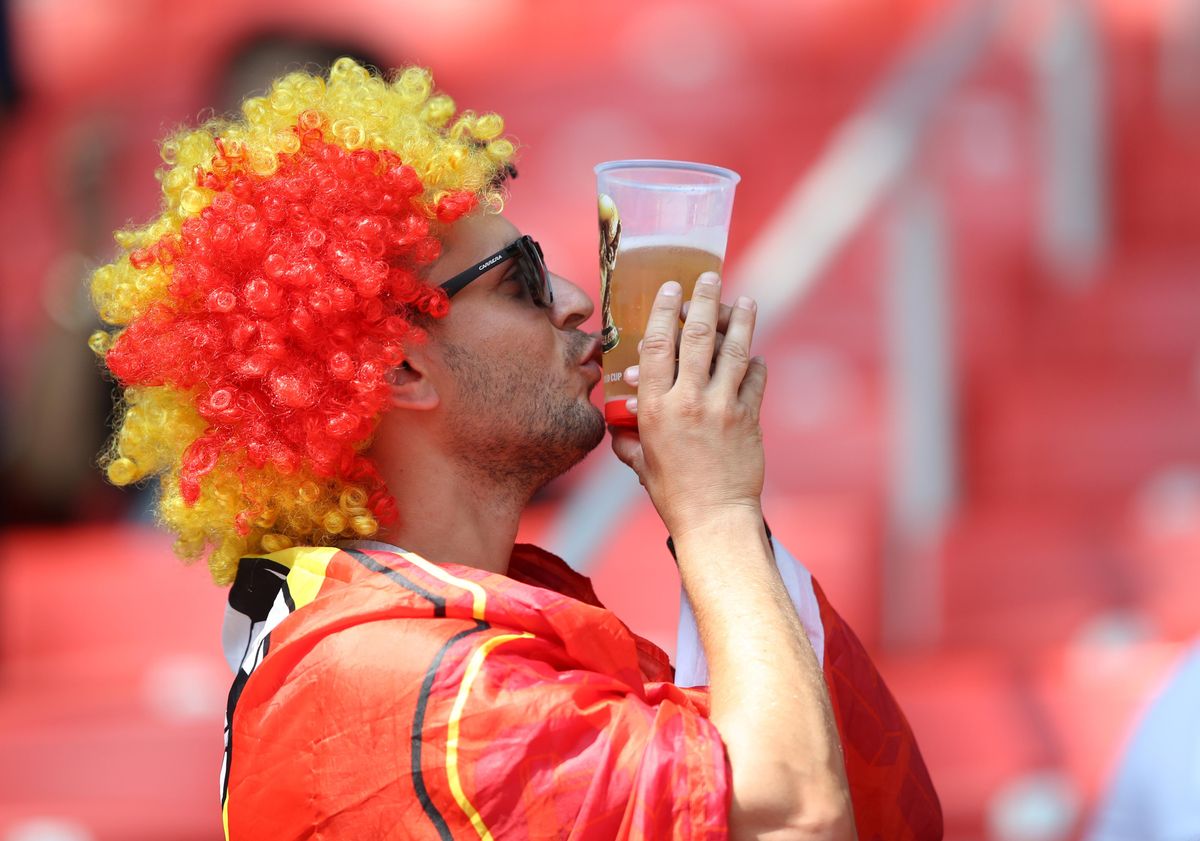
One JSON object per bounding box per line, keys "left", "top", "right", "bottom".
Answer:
{"left": 438, "top": 235, "right": 552, "bottom": 307}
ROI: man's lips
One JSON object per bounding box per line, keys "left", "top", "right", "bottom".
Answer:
{"left": 578, "top": 337, "right": 603, "bottom": 368}
{"left": 578, "top": 337, "right": 603, "bottom": 384}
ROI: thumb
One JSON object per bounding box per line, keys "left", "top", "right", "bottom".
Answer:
{"left": 609, "top": 428, "right": 646, "bottom": 480}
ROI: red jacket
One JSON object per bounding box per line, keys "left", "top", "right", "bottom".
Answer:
{"left": 220, "top": 544, "right": 941, "bottom": 840}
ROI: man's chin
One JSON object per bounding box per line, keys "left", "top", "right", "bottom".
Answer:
{"left": 526, "top": 402, "right": 607, "bottom": 496}
{"left": 556, "top": 400, "right": 606, "bottom": 468}
{"left": 580, "top": 401, "right": 607, "bottom": 453}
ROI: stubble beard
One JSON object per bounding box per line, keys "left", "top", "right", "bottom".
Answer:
{"left": 441, "top": 336, "right": 606, "bottom": 499}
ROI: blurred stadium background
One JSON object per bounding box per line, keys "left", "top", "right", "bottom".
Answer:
{"left": 2, "top": 0, "right": 1200, "bottom": 838}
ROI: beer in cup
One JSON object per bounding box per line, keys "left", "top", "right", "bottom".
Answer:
{"left": 595, "top": 160, "right": 740, "bottom": 427}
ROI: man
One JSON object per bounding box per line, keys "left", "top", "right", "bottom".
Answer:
{"left": 90, "top": 59, "right": 941, "bottom": 839}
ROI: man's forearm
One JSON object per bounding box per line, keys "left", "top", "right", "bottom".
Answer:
{"left": 673, "top": 508, "right": 856, "bottom": 841}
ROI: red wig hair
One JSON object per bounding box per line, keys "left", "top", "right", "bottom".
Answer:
{"left": 89, "top": 59, "right": 515, "bottom": 583}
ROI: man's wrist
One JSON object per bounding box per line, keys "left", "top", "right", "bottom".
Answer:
{"left": 670, "top": 504, "right": 768, "bottom": 555}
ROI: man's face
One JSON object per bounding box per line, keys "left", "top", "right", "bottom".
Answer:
{"left": 419, "top": 212, "right": 606, "bottom": 492}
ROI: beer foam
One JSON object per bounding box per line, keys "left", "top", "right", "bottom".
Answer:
{"left": 618, "top": 231, "right": 728, "bottom": 259}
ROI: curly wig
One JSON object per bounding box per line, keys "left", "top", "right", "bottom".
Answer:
{"left": 89, "top": 58, "right": 516, "bottom": 584}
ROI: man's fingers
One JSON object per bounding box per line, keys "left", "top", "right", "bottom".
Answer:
{"left": 626, "top": 352, "right": 723, "bottom": 387}
{"left": 608, "top": 427, "right": 645, "bottom": 479}
{"left": 676, "top": 272, "right": 721, "bottom": 388}
{"left": 710, "top": 295, "right": 756, "bottom": 395}
{"left": 638, "top": 333, "right": 726, "bottom": 360}
{"left": 681, "top": 300, "right": 733, "bottom": 335}
{"left": 637, "top": 281, "right": 683, "bottom": 400}
{"left": 737, "top": 356, "right": 768, "bottom": 414}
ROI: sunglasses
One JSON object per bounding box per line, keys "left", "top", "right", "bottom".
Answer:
{"left": 438, "top": 235, "right": 553, "bottom": 307}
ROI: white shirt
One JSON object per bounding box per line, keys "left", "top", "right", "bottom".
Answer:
{"left": 1087, "top": 642, "right": 1200, "bottom": 841}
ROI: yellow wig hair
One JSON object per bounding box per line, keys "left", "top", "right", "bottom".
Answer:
{"left": 89, "top": 59, "right": 515, "bottom": 584}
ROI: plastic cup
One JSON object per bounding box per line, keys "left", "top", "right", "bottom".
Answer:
{"left": 595, "top": 159, "right": 740, "bottom": 427}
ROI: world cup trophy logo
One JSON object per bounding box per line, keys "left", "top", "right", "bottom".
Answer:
{"left": 598, "top": 194, "right": 621, "bottom": 353}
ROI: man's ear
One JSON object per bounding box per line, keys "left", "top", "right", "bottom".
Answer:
{"left": 386, "top": 356, "right": 440, "bottom": 412}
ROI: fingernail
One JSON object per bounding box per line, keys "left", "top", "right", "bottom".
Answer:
{"left": 698, "top": 272, "right": 720, "bottom": 287}
{"left": 637, "top": 339, "right": 644, "bottom": 353}
{"left": 736, "top": 296, "right": 756, "bottom": 311}
{"left": 661, "top": 281, "right": 681, "bottom": 296}
{"left": 624, "top": 365, "right": 639, "bottom": 382}
{"left": 626, "top": 397, "right": 638, "bottom": 414}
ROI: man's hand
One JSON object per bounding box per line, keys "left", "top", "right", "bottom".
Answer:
{"left": 609, "top": 272, "right": 767, "bottom": 542}
{"left": 608, "top": 272, "right": 856, "bottom": 841}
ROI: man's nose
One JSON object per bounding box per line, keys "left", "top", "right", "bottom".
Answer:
{"left": 547, "top": 272, "right": 594, "bottom": 330}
